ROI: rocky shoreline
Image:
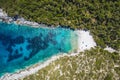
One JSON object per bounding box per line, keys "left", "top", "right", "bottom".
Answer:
{"left": 0, "top": 8, "right": 54, "bottom": 28}
{"left": 0, "top": 28, "right": 97, "bottom": 80}
{"left": 0, "top": 8, "right": 118, "bottom": 80}
{"left": 0, "top": 8, "right": 76, "bottom": 30}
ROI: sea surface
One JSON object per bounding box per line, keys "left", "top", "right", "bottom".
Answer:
{"left": 0, "top": 21, "right": 78, "bottom": 77}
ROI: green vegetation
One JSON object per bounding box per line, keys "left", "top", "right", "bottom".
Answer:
{"left": 0, "top": 0, "right": 120, "bottom": 50}
{"left": 0, "top": 1, "right": 119, "bottom": 80}
{"left": 23, "top": 48, "right": 120, "bottom": 80}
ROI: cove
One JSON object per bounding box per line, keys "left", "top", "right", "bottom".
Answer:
{"left": 0, "top": 21, "right": 78, "bottom": 77}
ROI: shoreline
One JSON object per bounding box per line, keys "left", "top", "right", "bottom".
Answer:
{"left": 0, "top": 30, "right": 97, "bottom": 80}
{"left": 0, "top": 8, "right": 118, "bottom": 80}
{"left": 0, "top": 8, "right": 57, "bottom": 29}
{"left": 0, "top": 8, "right": 97, "bottom": 80}
{"left": 0, "top": 53, "right": 68, "bottom": 80}
{"left": 0, "top": 9, "right": 75, "bottom": 30}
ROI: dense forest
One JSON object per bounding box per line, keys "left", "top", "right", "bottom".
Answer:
{"left": 0, "top": 0, "right": 120, "bottom": 50}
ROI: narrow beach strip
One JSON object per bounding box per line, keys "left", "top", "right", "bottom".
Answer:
{"left": 0, "top": 8, "right": 96, "bottom": 80}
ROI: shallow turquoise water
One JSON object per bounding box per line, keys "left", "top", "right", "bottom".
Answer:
{"left": 0, "top": 21, "right": 78, "bottom": 77}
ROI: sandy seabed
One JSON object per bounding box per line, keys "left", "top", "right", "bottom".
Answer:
{"left": 0, "top": 8, "right": 97, "bottom": 80}
{"left": 0, "top": 30, "right": 96, "bottom": 80}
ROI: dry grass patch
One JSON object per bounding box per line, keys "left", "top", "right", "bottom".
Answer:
{"left": 23, "top": 48, "right": 120, "bottom": 80}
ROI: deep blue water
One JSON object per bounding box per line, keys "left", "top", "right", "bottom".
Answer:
{"left": 0, "top": 21, "right": 78, "bottom": 77}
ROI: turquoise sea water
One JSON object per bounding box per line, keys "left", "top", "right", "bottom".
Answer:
{"left": 0, "top": 21, "right": 78, "bottom": 77}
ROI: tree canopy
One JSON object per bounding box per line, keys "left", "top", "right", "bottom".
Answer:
{"left": 0, "top": 0, "right": 120, "bottom": 50}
